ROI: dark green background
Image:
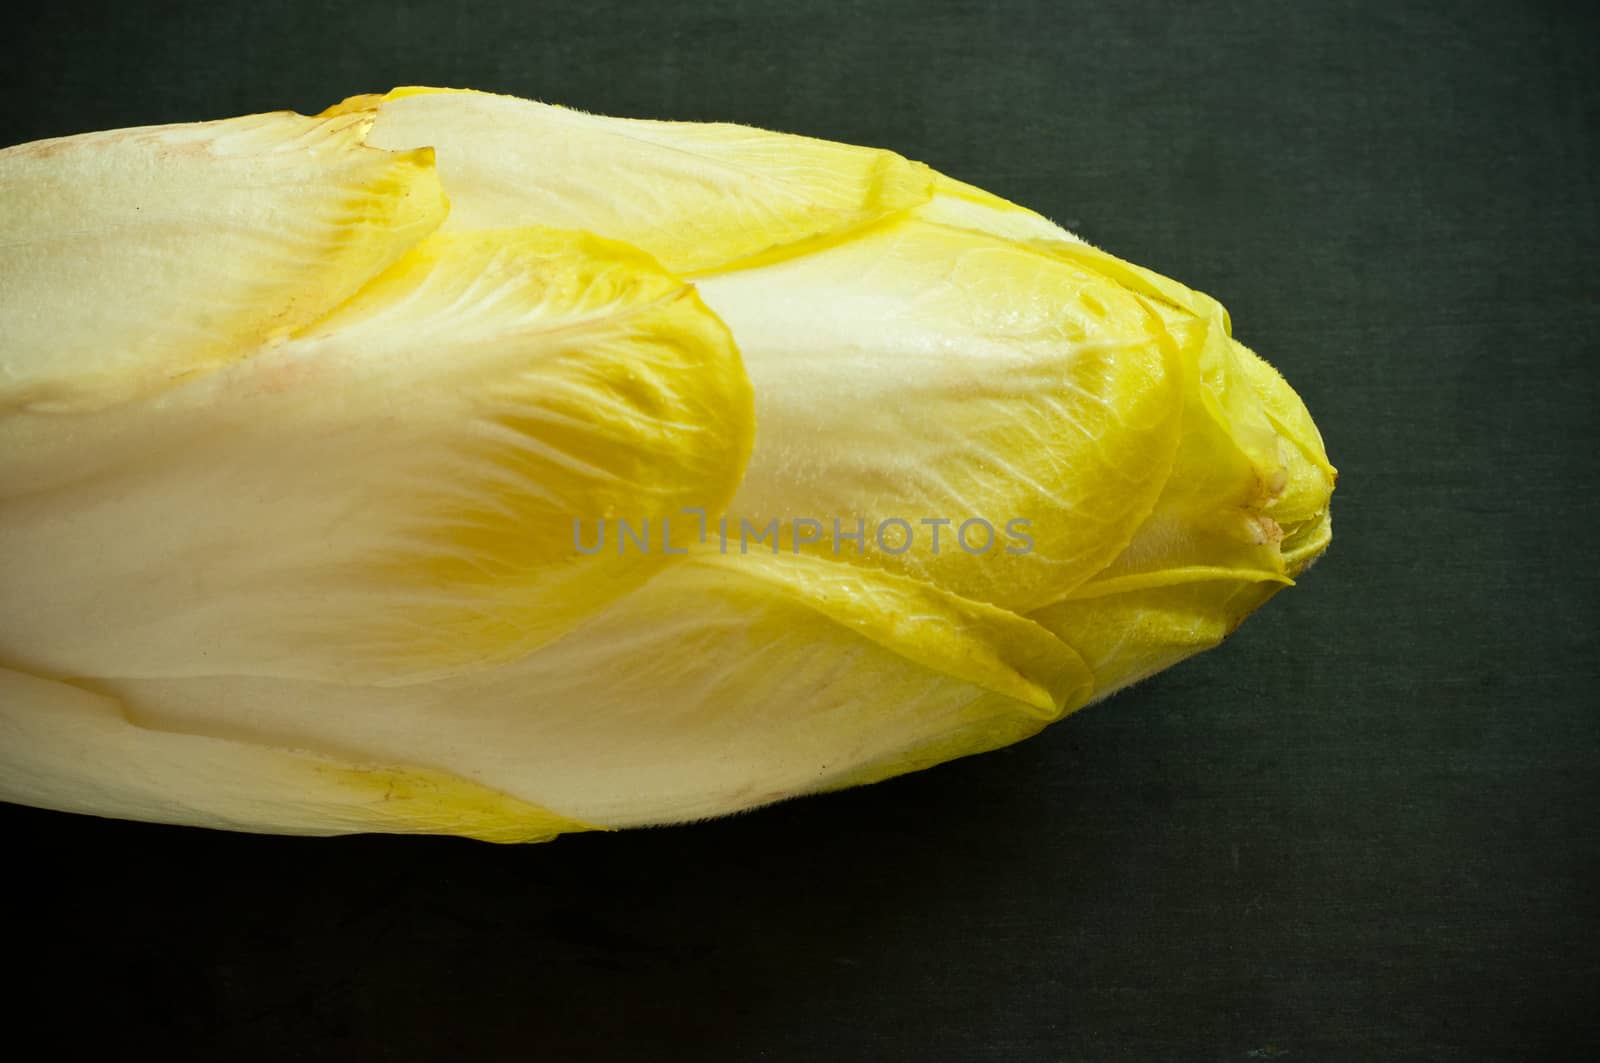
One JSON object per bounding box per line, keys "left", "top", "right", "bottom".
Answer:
{"left": 4, "top": 1, "right": 1596, "bottom": 1059}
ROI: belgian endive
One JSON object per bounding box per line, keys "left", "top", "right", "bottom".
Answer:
{"left": 0, "top": 88, "right": 1334, "bottom": 840}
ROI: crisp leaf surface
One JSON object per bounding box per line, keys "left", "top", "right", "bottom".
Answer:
{"left": 0, "top": 667, "right": 593, "bottom": 841}
{"left": 0, "top": 110, "right": 446, "bottom": 410}
{"left": 329, "top": 87, "right": 935, "bottom": 276}
{"left": 0, "top": 228, "right": 753, "bottom": 684}
{"left": 98, "top": 549, "right": 1092, "bottom": 828}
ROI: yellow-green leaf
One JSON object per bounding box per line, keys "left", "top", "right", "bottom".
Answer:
{"left": 697, "top": 216, "right": 1185, "bottom": 612}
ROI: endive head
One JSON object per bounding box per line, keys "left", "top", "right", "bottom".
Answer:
{"left": 0, "top": 89, "right": 1332, "bottom": 839}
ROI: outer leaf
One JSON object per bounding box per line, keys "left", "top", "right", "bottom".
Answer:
{"left": 0, "top": 228, "right": 753, "bottom": 684}
{"left": 0, "top": 667, "right": 593, "bottom": 841}
{"left": 695, "top": 217, "right": 1185, "bottom": 612}
{"left": 91, "top": 549, "right": 1093, "bottom": 830}
{"left": 1029, "top": 578, "right": 1286, "bottom": 701}
{"left": 0, "top": 110, "right": 446, "bottom": 411}
{"left": 913, "top": 173, "right": 1087, "bottom": 246}
{"left": 325, "top": 87, "right": 935, "bottom": 275}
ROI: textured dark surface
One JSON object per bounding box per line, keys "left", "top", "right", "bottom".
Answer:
{"left": 4, "top": 1, "right": 1596, "bottom": 1060}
